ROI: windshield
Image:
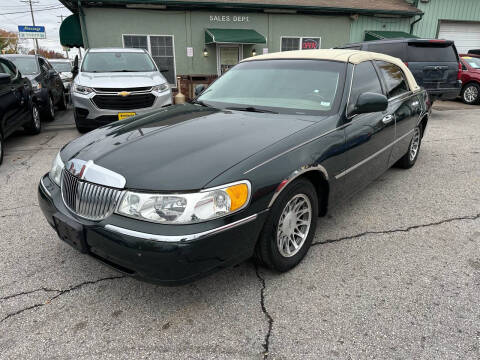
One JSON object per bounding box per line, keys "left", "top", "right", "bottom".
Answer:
{"left": 462, "top": 56, "right": 480, "bottom": 69}
{"left": 198, "top": 60, "right": 345, "bottom": 115}
{"left": 81, "top": 52, "right": 157, "bottom": 73}
{"left": 7, "top": 57, "right": 39, "bottom": 75}
{"left": 51, "top": 62, "right": 71, "bottom": 72}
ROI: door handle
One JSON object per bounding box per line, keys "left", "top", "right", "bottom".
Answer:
{"left": 382, "top": 114, "right": 394, "bottom": 124}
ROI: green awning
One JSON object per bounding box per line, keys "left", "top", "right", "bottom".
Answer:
{"left": 59, "top": 14, "right": 83, "bottom": 48}
{"left": 364, "top": 31, "right": 419, "bottom": 41}
{"left": 205, "top": 28, "right": 266, "bottom": 45}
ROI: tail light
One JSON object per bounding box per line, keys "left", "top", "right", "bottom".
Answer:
{"left": 457, "top": 62, "right": 462, "bottom": 80}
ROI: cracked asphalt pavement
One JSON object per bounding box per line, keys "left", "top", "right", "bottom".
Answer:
{"left": 0, "top": 104, "right": 479, "bottom": 359}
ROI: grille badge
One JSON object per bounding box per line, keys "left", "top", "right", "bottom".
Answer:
{"left": 118, "top": 91, "right": 131, "bottom": 97}
{"left": 65, "top": 159, "right": 126, "bottom": 189}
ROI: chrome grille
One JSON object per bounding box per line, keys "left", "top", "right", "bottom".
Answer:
{"left": 61, "top": 169, "right": 123, "bottom": 220}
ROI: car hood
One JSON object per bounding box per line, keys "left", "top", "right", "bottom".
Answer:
{"left": 61, "top": 104, "right": 317, "bottom": 191}
{"left": 75, "top": 71, "right": 167, "bottom": 89}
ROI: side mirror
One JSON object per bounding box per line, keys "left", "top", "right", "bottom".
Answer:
{"left": 0, "top": 73, "right": 11, "bottom": 85}
{"left": 195, "top": 84, "right": 206, "bottom": 96}
{"left": 352, "top": 92, "right": 388, "bottom": 115}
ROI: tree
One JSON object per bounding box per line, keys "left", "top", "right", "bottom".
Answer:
{"left": 0, "top": 29, "right": 20, "bottom": 54}
{"left": 28, "top": 48, "right": 66, "bottom": 59}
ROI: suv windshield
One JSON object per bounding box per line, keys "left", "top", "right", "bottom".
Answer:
{"left": 462, "top": 56, "right": 480, "bottom": 69}
{"left": 51, "top": 62, "right": 71, "bottom": 72}
{"left": 7, "top": 57, "right": 39, "bottom": 75}
{"left": 198, "top": 60, "right": 345, "bottom": 115}
{"left": 81, "top": 51, "right": 157, "bottom": 73}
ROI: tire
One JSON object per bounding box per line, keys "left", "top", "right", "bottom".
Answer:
{"left": 57, "top": 90, "right": 67, "bottom": 110}
{"left": 73, "top": 108, "right": 90, "bottom": 133}
{"left": 461, "top": 83, "right": 480, "bottom": 105}
{"left": 25, "top": 104, "right": 42, "bottom": 135}
{"left": 395, "top": 125, "right": 422, "bottom": 169}
{"left": 0, "top": 131, "right": 4, "bottom": 166}
{"left": 42, "top": 95, "right": 55, "bottom": 121}
{"left": 255, "top": 178, "right": 319, "bottom": 272}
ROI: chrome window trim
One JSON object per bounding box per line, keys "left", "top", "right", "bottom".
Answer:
{"left": 268, "top": 165, "right": 328, "bottom": 208}
{"left": 243, "top": 124, "right": 348, "bottom": 175}
{"left": 104, "top": 213, "right": 258, "bottom": 243}
{"left": 335, "top": 129, "right": 414, "bottom": 180}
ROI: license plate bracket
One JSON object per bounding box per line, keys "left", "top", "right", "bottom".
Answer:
{"left": 118, "top": 112, "right": 136, "bottom": 120}
{"left": 53, "top": 213, "right": 88, "bottom": 253}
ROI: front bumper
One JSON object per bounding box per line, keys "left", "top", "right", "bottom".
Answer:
{"left": 72, "top": 89, "right": 172, "bottom": 130}
{"left": 38, "top": 174, "right": 267, "bottom": 285}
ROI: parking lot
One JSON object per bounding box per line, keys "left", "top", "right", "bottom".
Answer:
{"left": 0, "top": 102, "right": 479, "bottom": 359}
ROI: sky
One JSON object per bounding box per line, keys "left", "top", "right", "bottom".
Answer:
{"left": 0, "top": 0, "right": 79, "bottom": 59}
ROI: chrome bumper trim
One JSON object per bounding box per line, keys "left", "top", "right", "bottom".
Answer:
{"left": 104, "top": 213, "right": 258, "bottom": 243}
{"left": 40, "top": 176, "right": 52, "bottom": 198}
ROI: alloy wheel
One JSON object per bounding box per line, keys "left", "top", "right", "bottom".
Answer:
{"left": 464, "top": 85, "right": 478, "bottom": 103}
{"left": 32, "top": 105, "right": 40, "bottom": 129}
{"left": 409, "top": 127, "right": 421, "bottom": 162}
{"left": 276, "top": 194, "right": 312, "bottom": 258}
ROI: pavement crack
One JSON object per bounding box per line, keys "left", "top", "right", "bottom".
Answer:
{"left": 0, "top": 275, "right": 126, "bottom": 324}
{"left": 0, "top": 287, "right": 60, "bottom": 301}
{"left": 312, "top": 213, "right": 480, "bottom": 246}
{"left": 254, "top": 264, "right": 273, "bottom": 359}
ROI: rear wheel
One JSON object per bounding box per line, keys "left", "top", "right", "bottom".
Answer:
{"left": 396, "top": 125, "right": 422, "bottom": 169}
{"left": 461, "top": 83, "right": 480, "bottom": 104}
{"left": 58, "top": 90, "right": 67, "bottom": 110}
{"left": 25, "top": 103, "right": 42, "bottom": 135}
{"left": 255, "top": 178, "right": 318, "bottom": 272}
{"left": 42, "top": 95, "right": 55, "bottom": 121}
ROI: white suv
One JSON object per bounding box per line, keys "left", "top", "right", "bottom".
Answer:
{"left": 71, "top": 48, "right": 172, "bottom": 133}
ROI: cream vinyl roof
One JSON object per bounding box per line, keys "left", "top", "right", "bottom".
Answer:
{"left": 242, "top": 49, "right": 420, "bottom": 92}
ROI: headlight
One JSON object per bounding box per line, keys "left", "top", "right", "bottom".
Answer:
{"left": 49, "top": 152, "right": 64, "bottom": 186}
{"left": 73, "top": 84, "right": 93, "bottom": 95}
{"left": 31, "top": 80, "right": 42, "bottom": 91}
{"left": 116, "top": 181, "right": 251, "bottom": 224}
{"left": 152, "top": 83, "right": 169, "bottom": 93}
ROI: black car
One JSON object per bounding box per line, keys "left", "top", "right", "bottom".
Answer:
{"left": 338, "top": 38, "right": 462, "bottom": 101}
{"left": 38, "top": 50, "right": 429, "bottom": 285}
{"left": 0, "top": 56, "right": 41, "bottom": 165}
{"left": 3, "top": 55, "right": 67, "bottom": 121}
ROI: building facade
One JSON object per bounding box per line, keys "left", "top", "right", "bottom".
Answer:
{"left": 59, "top": 0, "right": 480, "bottom": 95}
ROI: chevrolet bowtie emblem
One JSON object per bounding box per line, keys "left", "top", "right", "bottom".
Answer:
{"left": 118, "top": 91, "right": 131, "bottom": 97}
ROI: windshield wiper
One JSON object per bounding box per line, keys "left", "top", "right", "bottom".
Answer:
{"left": 226, "top": 106, "right": 278, "bottom": 114}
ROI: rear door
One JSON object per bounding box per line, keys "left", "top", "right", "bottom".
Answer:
{"left": 0, "top": 59, "right": 25, "bottom": 135}
{"left": 341, "top": 61, "right": 395, "bottom": 195}
{"left": 375, "top": 60, "right": 420, "bottom": 166}
{"left": 406, "top": 41, "right": 459, "bottom": 91}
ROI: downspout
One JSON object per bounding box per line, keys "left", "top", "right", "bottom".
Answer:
{"left": 409, "top": 0, "right": 423, "bottom": 35}
{"left": 78, "top": 0, "right": 90, "bottom": 48}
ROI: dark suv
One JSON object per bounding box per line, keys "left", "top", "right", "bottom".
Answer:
{"left": 3, "top": 54, "right": 67, "bottom": 121}
{"left": 338, "top": 39, "right": 462, "bottom": 101}
{"left": 0, "top": 56, "right": 42, "bottom": 166}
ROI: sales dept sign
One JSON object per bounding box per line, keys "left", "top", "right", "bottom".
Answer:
{"left": 209, "top": 15, "right": 250, "bottom": 22}
{"left": 18, "top": 25, "right": 46, "bottom": 39}
{"left": 302, "top": 38, "right": 320, "bottom": 50}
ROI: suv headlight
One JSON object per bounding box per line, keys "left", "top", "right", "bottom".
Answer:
{"left": 73, "top": 84, "right": 93, "bottom": 95}
{"left": 116, "top": 181, "right": 251, "bottom": 224}
{"left": 31, "top": 80, "right": 42, "bottom": 92}
{"left": 49, "top": 152, "right": 64, "bottom": 186}
{"left": 152, "top": 83, "right": 169, "bottom": 93}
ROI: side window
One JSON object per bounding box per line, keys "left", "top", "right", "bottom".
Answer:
{"left": 375, "top": 61, "right": 409, "bottom": 98}
{"left": 367, "top": 43, "right": 406, "bottom": 61}
{"left": 348, "top": 61, "right": 383, "bottom": 114}
{"left": 0, "top": 60, "right": 16, "bottom": 78}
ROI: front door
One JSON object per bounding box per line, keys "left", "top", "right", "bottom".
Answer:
{"left": 341, "top": 61, "right": 395, "bottom": 196}
{"left": 217, "top": 45, "right": 241, "bottom": 76}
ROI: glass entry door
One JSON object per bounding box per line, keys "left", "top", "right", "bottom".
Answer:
{"left": 217, "top": 45, "right": 241, "bottom": 75}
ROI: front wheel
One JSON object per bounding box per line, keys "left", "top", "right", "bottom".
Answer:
{"left": 395, "top": 126, "right": 422, "bottom": 169}
{"left": 461, "top": 83, "right": 480, "bottom": 104}
{"left": 58, "top": 90, "right": 67, "bottom": 110}
{"left": 0, "top": 131, "right": 4, "bottom": 166}
{"left": 42, "top": 95, "right": 55, "bottom": 121}
{"left": 255, "top": 178, "right": 318, "bottom": 272}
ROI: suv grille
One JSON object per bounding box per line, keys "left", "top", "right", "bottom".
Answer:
{"left": 61, "top": 170, "right": 123, "bottom": 221}
{"left": 92, "top": 94, "right": 156, "bottom": 110}
{"left": 94, "top": 87, "right": 152, "bottom": 92}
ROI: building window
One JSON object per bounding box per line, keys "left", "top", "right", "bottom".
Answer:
{"left": 123, "top": 34, "right": 176, "bottom": 85}
{"left": 281, "top": 37, "right": 321, "bottom": 51}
